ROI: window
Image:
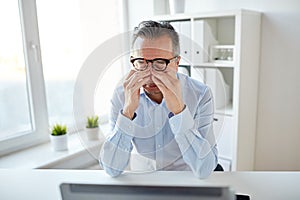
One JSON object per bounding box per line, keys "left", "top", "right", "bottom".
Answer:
{"left": 0, "top": 0, "right": 31, "bottom": 140}
{"left": 36, "top": 0, "right": 123, "bottom": 130}
{"left": 0, "top": 0, "right": 49, "bottom": 156}
{"left": 0, "top": 0, "right": 124, "bottom": 156}
{"left": 36, "top": 0, "right": 82, "bottom": 129}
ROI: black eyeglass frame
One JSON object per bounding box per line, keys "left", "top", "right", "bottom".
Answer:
{"left": 130, "top": 56, "right": 178, "bottom": 71}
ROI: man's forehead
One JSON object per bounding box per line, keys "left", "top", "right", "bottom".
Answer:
{"left": 132, "top": 47, "right": 173, "bottom": 56}
{"left": 132, "top": 36, "right": 173, "bottom": 56}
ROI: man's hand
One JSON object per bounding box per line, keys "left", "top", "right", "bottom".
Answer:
{"left": 151, "top": 69, "right": 185, "bottom": 115}
{"left": 122, "top": 69, "right": 151, "bottom": 119}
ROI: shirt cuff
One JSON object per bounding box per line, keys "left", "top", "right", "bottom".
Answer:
{"left": 115, "top": 110, "right": 140, "bottom": 137}
{"left": 169, "top": 105, "right": 194, "bottom": 135}
{"left": 109, "top": 130, "right": 133, "bottom": 152}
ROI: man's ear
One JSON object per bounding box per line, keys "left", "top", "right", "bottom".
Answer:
{"left": 175, "top": 56, "right": 181, "bottom": 70}
{"left": 176, "top": 56, "right": 181, "bottom": 65}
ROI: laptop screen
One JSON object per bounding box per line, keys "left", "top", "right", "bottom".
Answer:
{"left": 60, "top": 183, "right": 234, "bottom": 200}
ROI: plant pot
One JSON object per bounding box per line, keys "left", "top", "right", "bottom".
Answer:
{"left": 85, "top": 127, "right": 100, "bottom": 141}
{"left": 50, "top": 134, "right": 68, "bottom": 151}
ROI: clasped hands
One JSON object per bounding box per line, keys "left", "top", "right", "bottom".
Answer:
{"left": 122, "top": 68, "right": 185, "bottom": 120}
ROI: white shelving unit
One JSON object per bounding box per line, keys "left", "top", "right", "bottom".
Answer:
{"left": 153, "top": 9, "right": 261, "bottom": 171}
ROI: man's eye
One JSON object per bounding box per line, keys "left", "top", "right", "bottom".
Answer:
{"left": 137, "top": 60, "right": 145, "bottom": 64}
{"left": 155, "top": 60, "right": 166, "bottom": 64}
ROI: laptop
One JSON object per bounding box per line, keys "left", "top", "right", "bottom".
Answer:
{"left": 60, "top": 183, "right": 235, "bottom": 200}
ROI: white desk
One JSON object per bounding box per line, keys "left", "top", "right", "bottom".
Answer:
{"left": 0, "top": 169, "right": 299, "bottom": 200}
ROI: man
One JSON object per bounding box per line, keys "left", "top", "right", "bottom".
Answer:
{"left": 99, "top": 21, "right": 218, "bottom": 178}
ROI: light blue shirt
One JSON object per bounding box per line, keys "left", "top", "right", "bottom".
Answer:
{"left": 99, "top": 73, "right": 218, "bottom": 178}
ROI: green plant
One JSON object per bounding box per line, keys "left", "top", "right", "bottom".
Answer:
{"left": 86, "top": 115, "right": 99, "bottom": 128}
{"left": 51, "top": 124, "right": 67, "bottom": 136}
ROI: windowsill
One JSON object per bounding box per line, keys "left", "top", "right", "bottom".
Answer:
{"left": 0, "top": 124, "right": 109, "bottom": 169}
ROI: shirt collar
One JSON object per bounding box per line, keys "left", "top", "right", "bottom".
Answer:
{"left": 140, "top": 87, "right": 158, "bottom": 106}
{"left": 140, "top": 87, "right": 145, "bottom": 95}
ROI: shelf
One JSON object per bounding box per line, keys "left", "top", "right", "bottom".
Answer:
{"left": 194, "top": 62, "right": 235, "bottom": 68}
{"left": 0, "top": 131, "right": 103, "bottom": 169}
{"left": 211, "top": 45, "right": 235, "bottom": 49}
{"left": 210, "top": 45, "right": 235, "bottom": 64}
{"left": 153, "top": 9, "right": 258, "bottom": 22}
{"left": 152, "top": 9, "right": 261, "bottom": 171}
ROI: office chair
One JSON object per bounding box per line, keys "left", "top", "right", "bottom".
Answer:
{"left": 214, "top": 163, "right": 224, "bottom": 171}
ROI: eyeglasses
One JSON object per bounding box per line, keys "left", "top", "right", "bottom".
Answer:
{"left": 130, "top": 56, "right": 177, "bottom": 71}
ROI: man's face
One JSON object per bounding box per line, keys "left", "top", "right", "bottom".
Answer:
{"left": 132, "top": 35, "right": 179, "bottom": 95}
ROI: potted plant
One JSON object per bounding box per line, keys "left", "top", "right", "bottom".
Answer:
{"left": 85, "top": 115, "right": 101, "bottom": 141}
{"left": 50, "top": 124, "right": 68, "bottom": 151}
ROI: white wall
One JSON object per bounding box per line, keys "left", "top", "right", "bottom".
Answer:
{"left": 78, "top": 0, "right": 124, "bottom": 121}
{"left": 127, "top": 0, "right": 300, "bottom": 170}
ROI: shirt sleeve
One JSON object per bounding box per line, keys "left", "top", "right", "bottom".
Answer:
{"left": 99, "top": 88, "right": 135, "bottom": 177}
{"left": 99, "top": 112, "right": 134, "bottom": 177}
{"left": 169, "top": 87, "right": 218, "bottom": 179}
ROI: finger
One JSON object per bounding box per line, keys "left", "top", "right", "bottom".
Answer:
{"left": 125, "top": 68, "right": 150, "bottom": 81}
{"left": 125, "top": 70, "right": 136, "bottom": 81}
{"left": 125, "top": 72, "right": 151, "bottom": 91}
{"left": 135, "top": 75, "right": 151, "bottom": 88}
{"left": 152, "top": 71, "right": 176, "bottom": 90}
{"left": 164, "top": 67, "right": 177, "bottom": 75}
{"left": 161, "top": 67, "right": 177, "bottom": 77}
{"left": 153, "top": 68, "right": 177, "bottom": 81}
{"left": 152, "top": 75, "right": 168, "bottom": 94}
{"left": 123, "top": 70, "right": 137, "bottom": 87}
{"left": 127, "top": 72, "right": 150, "bottom": 89}
{"left": 152, "top": 71, "right": 183, "bottom": 101}
{"left": 129, "top": 76, "right": 151, "bottom": 95}
{"left": 124, "top": 69, "right": 150, "bottom": 88}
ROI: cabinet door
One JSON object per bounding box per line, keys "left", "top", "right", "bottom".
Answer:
{"left": 170, "top": 21, "right": 188, "bottom": 65}
{"left": 194, "top": 20, "right": 205, "bottom": 65}
{"left": 179, "top": 21, "right": 191, "bottom": 65}
{"left": 190, "top": 66, "right": 205, "bottom": 83}
{"left": 170, "top": 21, "right": 195, "bottom": 65}
{"left": 193, "top": 19, "right": 217, "bottom": 65}
{"left": 205, "top": 68, "right": 231, "bottom": 110}
{"left": 218, "top": 157, "right": 232, "bottom": 171}
{"left": 213, "top": 114, "right": 234, "bottom": 167}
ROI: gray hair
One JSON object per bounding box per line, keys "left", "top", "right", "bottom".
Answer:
{"left": 131, "top": 20, "right": 180, "bottom": 56}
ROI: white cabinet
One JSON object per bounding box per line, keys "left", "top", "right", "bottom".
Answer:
{"left": 193, "top": 19, "right": 217, "bottom": 65}
{"left": 170, "top": 21, "right": 192, "bottom": 65}
{"left": 213, "top": 114, "right": 234, "bottom": 171}
{"left": 153, "top": 9, "right": 261, "bottom": 171}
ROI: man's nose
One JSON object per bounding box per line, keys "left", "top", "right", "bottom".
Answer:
{"left": 147, "top": 61, "right": 154, "bottom": 72}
